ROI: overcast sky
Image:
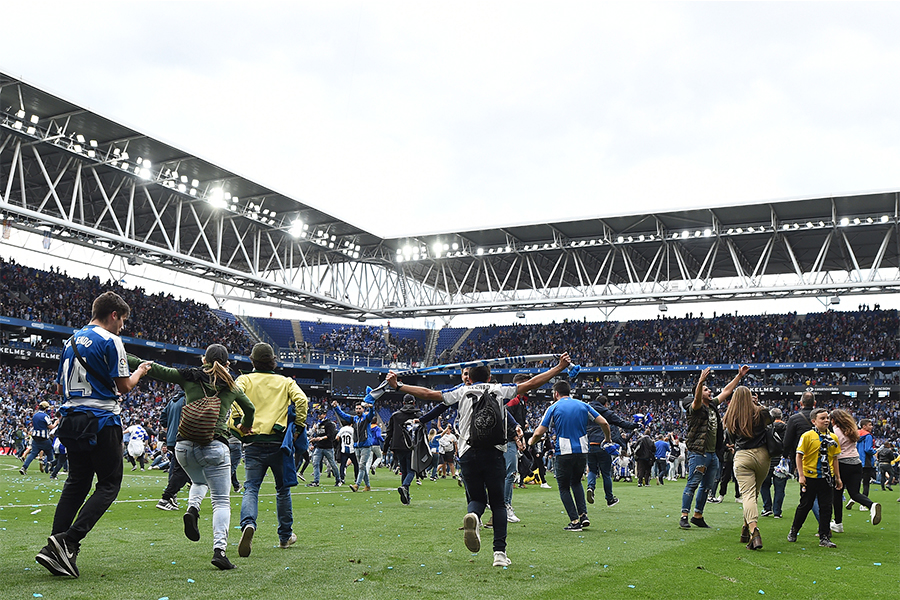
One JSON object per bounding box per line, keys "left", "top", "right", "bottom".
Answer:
{"left": 2, "top": 2, "right": 899, "bottom": 326}
{"left": 3, "top": 1, "right": 900, "bottom": 240}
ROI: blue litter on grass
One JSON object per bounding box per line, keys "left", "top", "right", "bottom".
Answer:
{"left": 188, "top": 579, "right": 195, "bottom": 583}
{"left": 758, "top": 591, "right": 765, "bottom": 595}
{"left": 836, "top": 567, "right": 841, "bottom": 570}
{"left": 874, "top": 563, "right": 882, "bottom": 566}
{"left": 33, "top": 595, "right": 43, "bottom": 598}
{"left": 437, "top": 572, "right": 442, "bottom": 575}
{"left": 388, "top": 566, "right": 393, "bottom": 569}
{"left": 628, "top": 585, "right": 635, "bottom": 588}
{"left": 159, "top": 597, "right": 169, "bottom": 600}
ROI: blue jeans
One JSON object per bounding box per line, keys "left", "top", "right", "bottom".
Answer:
{"left": 682, "top": 451, "right": 719, "bottom": 515}
{"left": 761, "top": 470, "right": 788, "bottom": 516}
{"left": 175, "top": 440, "right": 232, "bottom": 550}
{"left": 586, "top": 446, "right": 614, "bottom": 502}
{"left": 23, "top": 438, "right": 54, "bottom": 471}
{"left": 556, "top": 453, "right": 588, "bottom": 521}
{"left": 240, "top": 443, "right": 293, "bottom": 543}
{"left": 312, "top": 447, "right": 340, "bottom": 484}
{"left": 228, "top": 437, "right": 243, "bottom": 487}
{"left": 458, "top": 447, "right": 507, "bottom": 552}
{"left": 355, "top": 446, "right": 373, "bottom": 486}
{"left": 503, "top": 442, "right": 518, "bottom": 506}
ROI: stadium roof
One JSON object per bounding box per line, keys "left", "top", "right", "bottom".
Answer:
{"left": 3, "top": 71, "right": 900, "bottom": 318}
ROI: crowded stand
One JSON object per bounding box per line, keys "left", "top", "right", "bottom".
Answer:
{"left": 0, "top": 257, "right": 252, "bottom": 354}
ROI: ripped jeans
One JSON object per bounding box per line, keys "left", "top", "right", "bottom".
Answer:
{"left": 681, "top": 451, "right": 719, "bottom": 515}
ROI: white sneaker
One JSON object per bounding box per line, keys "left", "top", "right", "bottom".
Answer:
{"left": 845, "top": 499, "right": 855, "bottom": 510}
{"left": 492, "top": 550, "right": 511, "bottom": 567}
{"left": 871, "top": 502, "right": 882, "bottom": 525}
{"left": 829, "top": 521, "right": 843, "bottom": 533}
{"left": 540, "top": 483, "right": 551, "bottom": 489}
{"left": 506, "top": 504, "right": 520, "bottom": 523}
{"left": 860, "top": 504, "right": 868, "bottom": 511}
{"left": 279, "top": 532, "right": 297, "bottom": 548}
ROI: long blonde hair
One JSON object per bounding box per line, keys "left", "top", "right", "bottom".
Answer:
{"left": 722, "top": 386, "right": 763, "bottom": 439}
{"left": 830, "top": 408, "right": 859, "bottom": 443}
{"left": 202, "top": 344, "right": 237, "bottom": 391}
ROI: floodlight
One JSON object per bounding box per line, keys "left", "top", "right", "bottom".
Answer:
{"left": 882, "top": 215, "right": 890, "bottom": 223}
{"left": 15, "top": 109, "right": 25, "bottom": 118}
{"left": 178, "top": 183, "right": 186, "bottom": 192}
{"left": 30, "top": 114, "right": 39, "bottom": 124}
{"left": 839, "top": 217, "right": 849, "bottom": 226}
{"left": 191, "top": 179, "right": 199, "bottom": 187}
{"left": 76, "top": 134, "right": 85, "bottom": 143}
{"left": 26, "top": 126, "right": 35, "bottom": 135}
{"left": 617, "top": 236, "right": 624, "bottom": 243}
{"left": 476, "top": 247, "right": 484, "bottom": 255}
{"left": 433, "top": 242, "right": 442, "bottom": 254}
{"left": 451, "top": 242, "right": 459, "bottom": 250}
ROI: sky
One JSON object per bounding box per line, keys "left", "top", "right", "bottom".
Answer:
{"left": 2, "top": 1, "right": 899, "bottom": 326}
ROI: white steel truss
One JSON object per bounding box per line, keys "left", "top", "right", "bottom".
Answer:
{"left": 3, "top": 107, "right": 900, "bottom": 320}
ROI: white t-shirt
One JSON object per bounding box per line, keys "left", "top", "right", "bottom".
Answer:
{"left": 338, "top": 425, "right": 354, "bottom": 454}
{"left": 440, "top": 382, "right": 518, "bottom": 457}
{"left": 438, "top": 432, "right": 457, "bottom": 454}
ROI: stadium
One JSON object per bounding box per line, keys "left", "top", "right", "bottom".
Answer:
{"left": 1, "top": 7, "right": 898, "bottom": 599}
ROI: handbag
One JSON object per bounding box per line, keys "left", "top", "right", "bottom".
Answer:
{"left": 178, "top": 387, "right": 222, "bottom": 444}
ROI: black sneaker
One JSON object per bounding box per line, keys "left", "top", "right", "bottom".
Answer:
{"left": 690, "top": 516, "right": 711, "bottom": 528}
{"left": 679, "top": 515, "right": 691, "bottom": 529}
{"left": 563, "top": 521, "right": 583, "bottom": 532}
{"left": 579, "top": 514, "right": 591, "bottom": 528}
{"left": 607, "top": 496, "right": 619, "bottom": 507}
{"left": 398, "top": 486, "right": 410, "bottom": 505}
{"left": 305, "top": 482, "right": 320, "bottom": 487}
{"left": 35, "top": 533, "right": 80, "bottom": 577}
{"left": 19, "top": 467, "right": 26, "bottom": 475}
{"left": 760, "top": 510, "right": 774, "bottom": 517}
{"left": 787, "top": 529, "right": 798, "bottom": 543}
{"left": 183, "top": 506, "right": 200, "bottom": 542}
{"left": 211, "top": 548, "right": 236, "bottom": 570}
{"left": 586, "top": 488, "right": 595, "bottom": 504}
{"left": 818, "top": 537, "right": 837, "bottom": 548}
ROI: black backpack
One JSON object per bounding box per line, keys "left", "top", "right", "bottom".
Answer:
{"left": 467, "top": 387, "right": 506, "bottom": 449}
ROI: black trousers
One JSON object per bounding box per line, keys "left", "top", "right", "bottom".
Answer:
{"left": 53, "top": 422, "right": 123, "bottom": 543}
{"left": 161, "top": 450, "right": 191, "bottom": 501}
{"left": 458, "top": 447, "right": 507, "bottom": 552}
{"left": 338, "top": 449, "right": 359, "bottom": 483}
{"left": 791, "top": 477, "right": 833, "bottom": 539}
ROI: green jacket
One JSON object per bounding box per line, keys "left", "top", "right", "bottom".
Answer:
{"left": 127, "top": 355, "right": 254, "bottom": 441}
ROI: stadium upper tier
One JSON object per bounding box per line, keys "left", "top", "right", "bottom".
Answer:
{"left": 2, "top": 256, "right": 897, "bottom": 367}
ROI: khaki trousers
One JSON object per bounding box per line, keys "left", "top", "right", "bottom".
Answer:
{"left": 733, "top": 446, "right": 770, "bottom": 526}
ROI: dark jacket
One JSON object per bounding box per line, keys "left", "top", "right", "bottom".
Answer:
{"left": 310, "top": 418, "right": 337, "bottom": 450}
{"left": 730, "top": 408, "right": 773, "bottom": 451}
{"left": 384, "top": 404, "right": 423, "bottom": 451}
{"left": 681, "top": 397, "right": 724, "bottom": 454}
{"left": 782, "top": 407, "right": 813, "bottom": 459}
{"left": 160, "top": 391, "right": 185, "bottom": 447}
{"left": 587, "top": 401, "right": 638, "bottom": 446}
{"left": 634, "top": 434, "right": 656, "bottom": 461}
{"left": 506, "top": 394, "right": 529, "bottom": 428}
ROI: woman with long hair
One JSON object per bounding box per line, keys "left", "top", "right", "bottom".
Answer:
{"left": 722, "top": 387, "right": 772, "bottom": 550}
{"left": 129, "top": 344, "right": 254, "bottom": 570}
{"left": 829, "top": 409, "right": 881, "bottom": 530}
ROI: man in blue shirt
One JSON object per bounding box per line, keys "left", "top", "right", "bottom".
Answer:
{"left": 20, "top": 400, "right": 57, "bottom": 475}
{"left": 332, "top": 399, "right": 376, "bottom": 492}
{"left": 529, "top": 381, "right": 611, "bottom": 532}
{"left": 35, "top": 292, "right": 151, "bottom": 578}
{"left": 654, "top": 434, "right": 671, "bottom": 485}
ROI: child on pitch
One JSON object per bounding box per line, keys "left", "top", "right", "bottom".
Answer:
{"left": 787, "top": 408, "right": 842, "bottom": 548}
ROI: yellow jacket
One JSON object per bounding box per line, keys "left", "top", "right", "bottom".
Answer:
{"left": 232, "top": 371, "right": 308, "bottom": 443}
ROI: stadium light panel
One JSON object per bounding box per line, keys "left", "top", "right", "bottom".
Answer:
{"left": 30, "top": 114, "right": 39, "bottom": 124}
{"left": 15, "top": 109, "right": 25, "bottom": 118}
{"left": 881, "top": 215, "right": 890, "bottom": 223}
{"left": 76, "top": 134, "right": 85, "bottom": 143}
{"left": 26, "top": 126, "right": 36, "bottom": 135}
